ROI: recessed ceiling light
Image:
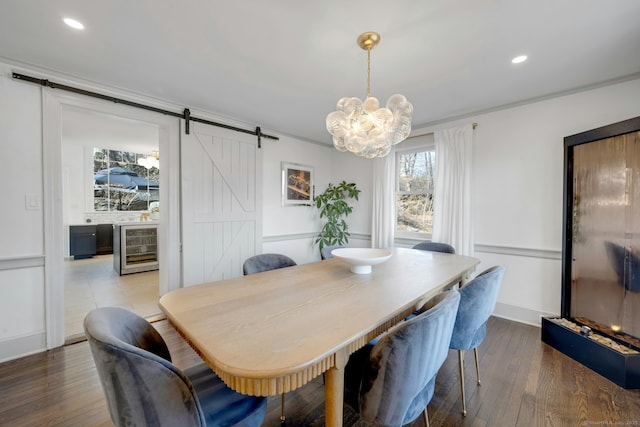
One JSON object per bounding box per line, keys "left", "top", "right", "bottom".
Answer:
{"left": 512, "top": 55, "right": 528, "bottom": 64}
{"left": 63, "top": 17, "right": 85, "bottom": 30}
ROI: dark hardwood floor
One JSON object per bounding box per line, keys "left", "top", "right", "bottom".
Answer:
{"left": 0, "top": 317, "right": 638, "bottom": 426}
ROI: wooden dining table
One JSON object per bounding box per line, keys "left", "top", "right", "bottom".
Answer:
{"left": 159, "top": 247, "right": 479, "bottom": 427}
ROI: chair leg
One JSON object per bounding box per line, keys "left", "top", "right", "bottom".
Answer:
{"left": 422, "top": 407, "right": 430, "bottom": 427}
{"left": 280, "top": 393, "right": 286, "bottom": 425}
{"left": 457, "top": 350, "right": 467, "bottom": 416}
{"left": 473, "top": 347, "right": 481, "bottom": 386}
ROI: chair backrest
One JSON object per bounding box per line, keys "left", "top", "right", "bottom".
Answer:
{"left": 359, "top": 290, "right": 461, "bottom": 426}
{"left": 449, "top": 265, "right": 505, "bottom": 351}
{"left": 242, "top": 253, "right": 297, "bottom": 275}
{"left": 604, "top": 241, "right": 640, "bottom": 292}
{"left": 412, "top": 241, "right": 456, "bottom": 254}
{"left": 84, "top": 307, "right": 206, "bottom": 427}
{"left": 321, "top": 245, "right": 344, "bottom": 260}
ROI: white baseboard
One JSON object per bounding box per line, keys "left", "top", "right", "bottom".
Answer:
{"left": 0, "top": 331, "right": 46, "bottom": 363}
{"left": 493, "top": 302, "right": 558, "bottom": 327}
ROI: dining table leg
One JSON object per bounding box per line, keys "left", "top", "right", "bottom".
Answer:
{"left": 325, "top": 347, "right": 349, "bottom": 427}
{"left": 324, "top": 365, "right": 344, "bottom": 427}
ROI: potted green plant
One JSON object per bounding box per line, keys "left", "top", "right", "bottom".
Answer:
{"left": 314, "top": 181, "right": 361, "bottom": 252}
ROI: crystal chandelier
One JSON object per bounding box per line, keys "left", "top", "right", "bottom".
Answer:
{"left": 326, "top": 32, "right": 413, "bottom": 158}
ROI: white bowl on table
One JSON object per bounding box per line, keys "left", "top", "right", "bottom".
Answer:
{"left": 331, "top": 248, "right": 392, "bottom": 274}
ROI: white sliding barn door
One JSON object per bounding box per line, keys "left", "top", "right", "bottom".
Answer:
{"left": 181, "top": 122, "right": 262, "bottom": 286}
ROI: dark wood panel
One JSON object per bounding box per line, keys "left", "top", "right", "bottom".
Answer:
{"left": 0, "top": 317, "right": 638, "bottom": 426}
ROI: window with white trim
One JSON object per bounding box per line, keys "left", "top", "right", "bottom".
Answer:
{"left": 93, "top": 148, "right": 160, "bottom": 212}
{"left": 396, "top": 139, "right": 435, "bottom": 238}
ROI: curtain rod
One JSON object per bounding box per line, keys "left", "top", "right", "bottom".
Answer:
{"left": 408, "top": 122, "right": 478, "bottom": 139}
{"left": 11, "top": 72, "right": 279, "bottom": 146}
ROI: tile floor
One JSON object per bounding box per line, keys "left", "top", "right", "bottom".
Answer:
{"left": 64, "top": 255, "right": 161, "bottom": 338}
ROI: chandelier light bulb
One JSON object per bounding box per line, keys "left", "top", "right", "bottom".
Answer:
{"left": 327, "top": 32, "right": 413, "bottom": 158}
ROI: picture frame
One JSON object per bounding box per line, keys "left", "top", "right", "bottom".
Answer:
{"left": 281, "top": 162, "right": 314, "bottom": 206}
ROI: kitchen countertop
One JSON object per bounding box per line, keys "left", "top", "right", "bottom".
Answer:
{"left": 114, "top": 221, "right": 159, "bottom": 226}
{"left": 69, "top": 220, "right": 159, "bottom": 227}
{"left": 69, "top": 223, "right": 114, "bottom": 226}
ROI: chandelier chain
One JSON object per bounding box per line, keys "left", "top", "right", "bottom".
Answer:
{"left": 366, "top": 48, "right": 371, "bottom": 98}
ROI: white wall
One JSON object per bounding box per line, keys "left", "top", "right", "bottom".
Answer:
{"left": 261, "top": 134, "right": 373, "bottom": 264}
{"left": 62, "top": 141, "right": 90, "bottom": 227}
{"left": 330, "top": 151, "right": 373, "bottom": 239}
{"left": 0, "top": 63, "right": 44, "bottom": 258}
{"left": 414, "top": 78, "right": 640, "bottom": 325}
{"left": 0, "top": 62, "right": 47, "bottom": 360}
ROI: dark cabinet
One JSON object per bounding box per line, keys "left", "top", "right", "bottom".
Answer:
{"left": 96, "top": 224, "right": 114, "bottom": 255}
{"left": 69, "top": 225, "right": 96, "bottom": 259}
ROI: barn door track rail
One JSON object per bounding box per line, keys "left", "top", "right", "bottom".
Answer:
{"left": 12, "top": 72, "right": 278, "bottom": 147}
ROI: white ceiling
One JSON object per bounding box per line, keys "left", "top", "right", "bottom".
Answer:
{"left": 1, "top": 0, "right": 639, "bottom": 145}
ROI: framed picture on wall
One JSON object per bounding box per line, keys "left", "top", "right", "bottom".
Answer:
{"left": 282, "top": 162, "right": 314, "bottom": 206}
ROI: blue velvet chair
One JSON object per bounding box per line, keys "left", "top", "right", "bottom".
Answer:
{"left": 449, "top": 265, "right": 505, "bottom": 416}
{"left": 605, "top": 241, "right": 640, "bottom": 292}
{"left": 84, "top": 307, "right": 267, "bottom": 427}
{"left": 321, "top": 245, "right": 344, "bottom": 260}
{"left": 242, "top": 253, "right": 297, "bottom": 276}
{"left": 344, "top": 290, "right": 461, "bottom": 427}
{"left": 242, "top": 252, "right": 297, "bottom": 424}
{"left": 412, "top": 241, "right": 456, "bottom": 254}
{"left": 410, "top": 241, "right": 457, "bottom": 317}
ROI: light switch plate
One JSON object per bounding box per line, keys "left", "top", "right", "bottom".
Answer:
{"left": 25, "top": 194, "right": 41, "bottom": 211}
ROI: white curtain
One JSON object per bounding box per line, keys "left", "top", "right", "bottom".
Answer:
{"left": 371, "top": 146, "right": 396, "bottom": 248}
{"left": 433, "top": 124, "right": 474, "bottom": 256}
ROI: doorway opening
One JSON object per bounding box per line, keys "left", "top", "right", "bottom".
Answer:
{"left": 61, "top": 107, "right": 162, "bottom": 341}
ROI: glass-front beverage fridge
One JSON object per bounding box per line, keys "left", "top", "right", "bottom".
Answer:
{"left": 113, "top": 223, "right": 159, "bottom": 275}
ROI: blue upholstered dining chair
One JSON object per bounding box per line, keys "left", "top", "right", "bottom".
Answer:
{"left": 412, "top": 241, "right": 456, "bottom": 254}
{"left": 344, "top": 290, "right": 461, "bottom": 427}
{"left": 604, "top": 241, "right": 640, "bottom": 292}
{"left": 84, "top": 307, "right": 267, "bottom": 427}
{"left": 320, "top": 245, "right": 344, "bottom": 260}
{"left": 242, "top": 252, "right": 297, "bottom": 424}
{"left": 242, "top": 253, "right": 297, "bottom": 276}
{"left": 449, "top": 265, "right": 505, "bottom": 416}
